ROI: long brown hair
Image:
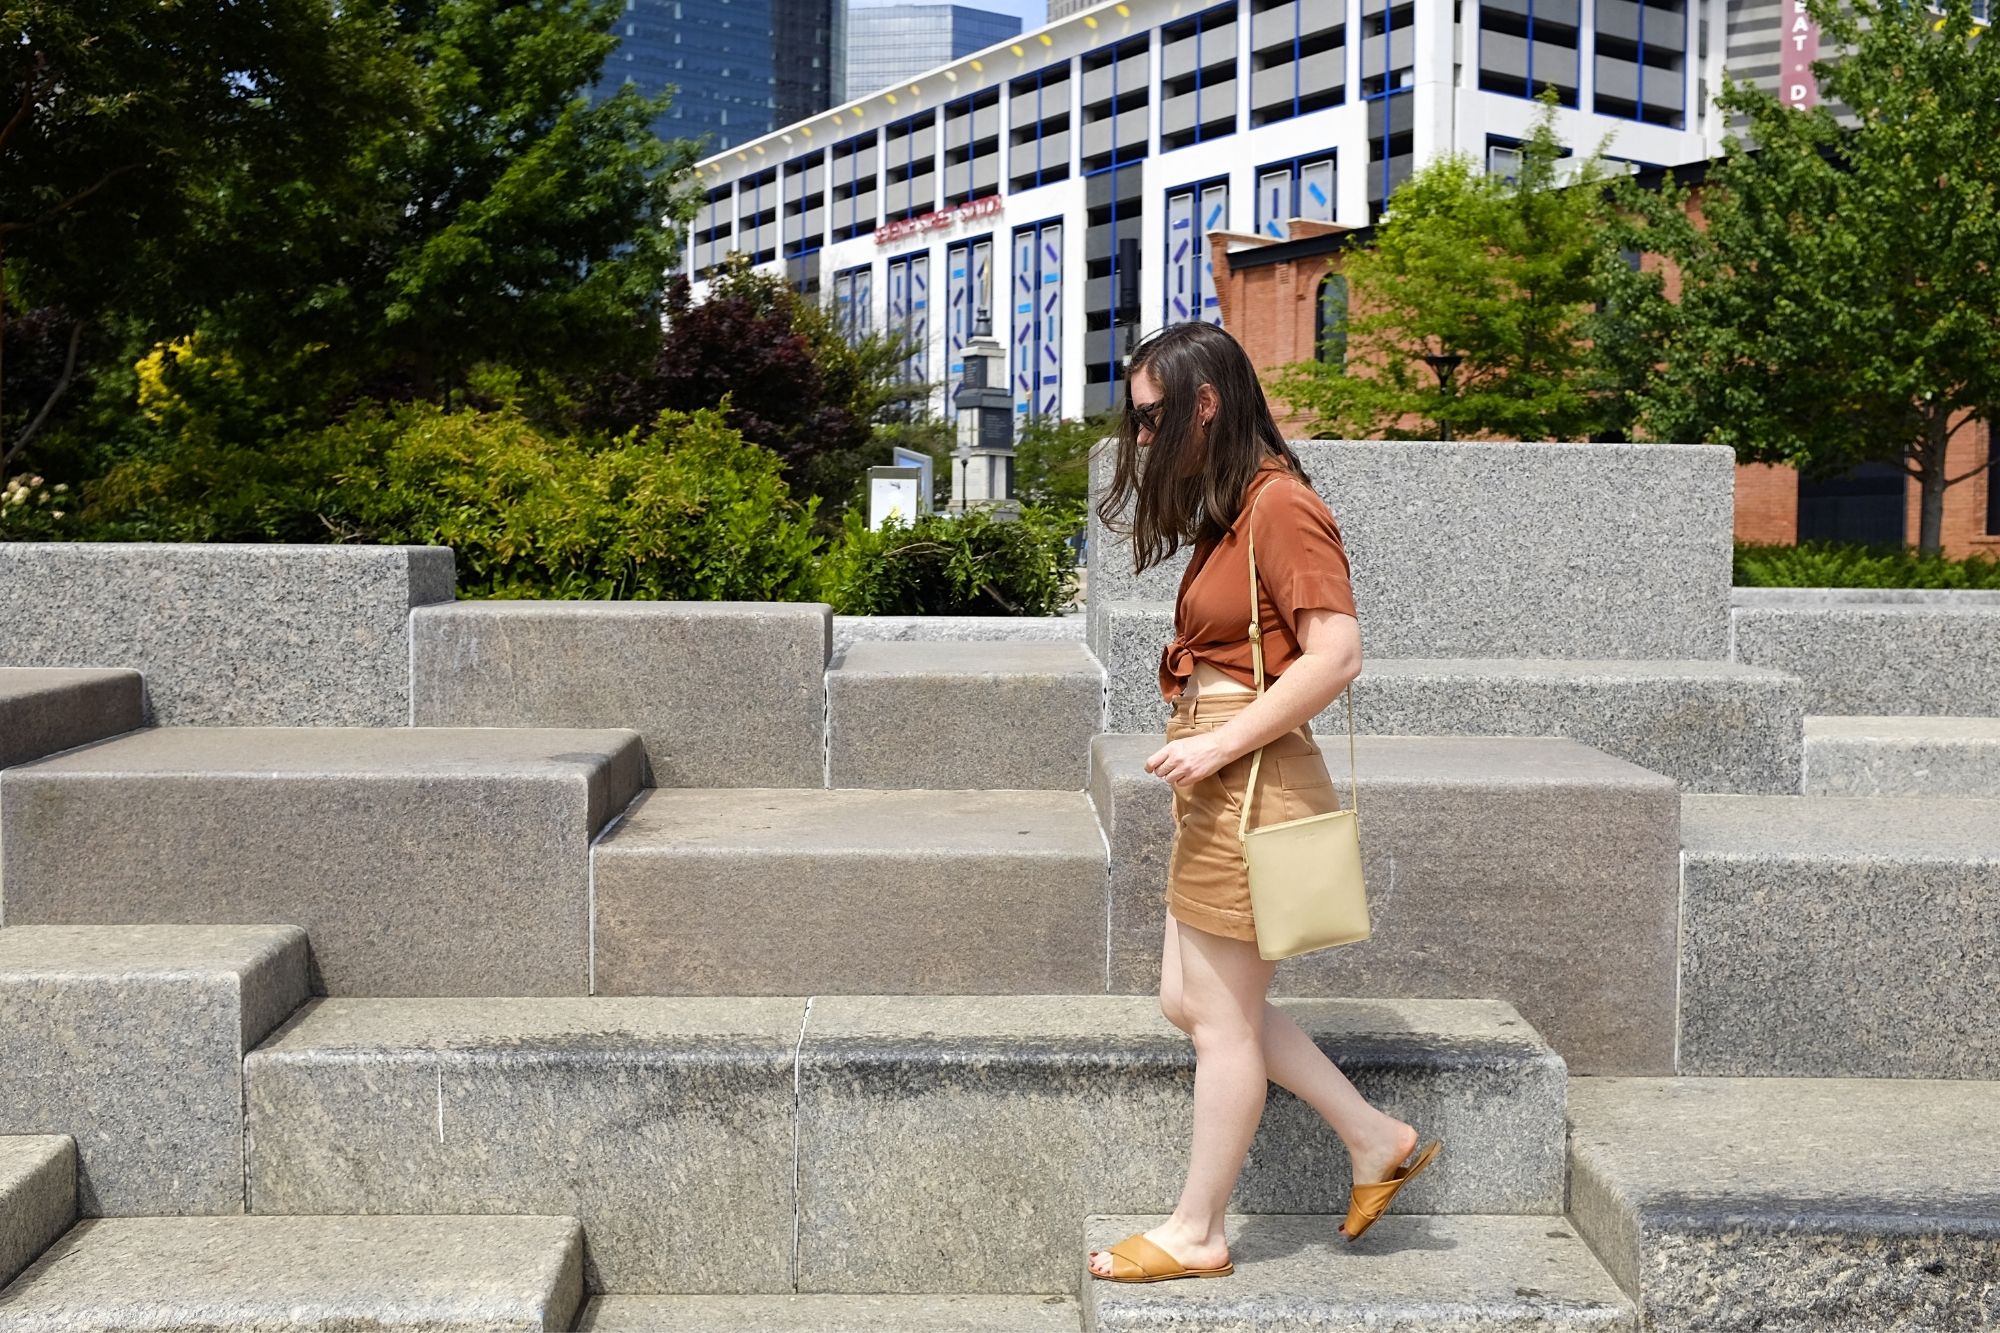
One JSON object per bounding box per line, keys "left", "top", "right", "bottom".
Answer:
{"left": 1094, "top": 322, "right": 1307, "bottom": 574}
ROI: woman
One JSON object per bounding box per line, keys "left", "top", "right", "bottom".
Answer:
{"left": 1085, "top": 322, "right": 1441, "bottom": 1284}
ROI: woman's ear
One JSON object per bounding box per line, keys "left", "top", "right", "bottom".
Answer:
{"left": 1196, "top": 382, "right": 1219, "bottom": 425}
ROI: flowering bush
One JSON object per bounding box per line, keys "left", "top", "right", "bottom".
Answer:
{"left": 0, "top": 474, "right": 74, "bottom": 539}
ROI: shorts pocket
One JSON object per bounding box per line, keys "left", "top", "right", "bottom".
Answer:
{"left": 1276, "top": 753, "right": 1335, "bottom": 791}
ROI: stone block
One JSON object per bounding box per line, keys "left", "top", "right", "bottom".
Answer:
{"left": 1566, "top": 1075, "right": 2000, "bottom": 1331}
{"left": 0, "top": 1138, "right": 74, "bottom": 1291}
{"left": 0, "top": 543, "right": 454, "bottom": 725}
{"left": 0, "top": 1215, "right": 584, "bottom": 1330}
{"left": 825, "top": 641, "right": 1105, "bottom": 789}
{"left": 1091, "top": 733, "right": 1681, "bottom": 1076}
{"left": 591, "top": 787, "right": 1108, "bottom": 994}
{"left": 1804, "top": 715, "right": 2000, "bottom": 797}
{"left": 1084, "top": 1214, "right": 1635, "bottom": 1330}
{"left": 577, "top": 1295, "right": 1085, "bottom": 1331}
{"left": 831, "top": 612, "right": 1086, "bottom": 658}
{"left": 243, "top": 997, "right": 802, "bottom": 1294}
{"left": 793, "top": 995, "right": 1566, "bottom": 1293}
{"left": 1730, "top": 595, "right": 2000, "bottom": 715}
{"left": 1678, "top": 794, "right": 2000, "bottom": 1077}
{"left": 1089, "top": 441, "right": 1735, "bottom": 660}
{"left": 0, "top": 728, "right": 645, "bottom": 995}
{"left": 0, "top": 926, "right": 307, "bottom": 1216}
{"left": 0, "top": 670, "right": 142, "bottom": 770}
{"left": 412, "top": 601, "right": 829, "bottom": 787}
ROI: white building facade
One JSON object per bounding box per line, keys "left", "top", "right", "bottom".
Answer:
{"left": 686, "top": 0, "right": 1750, "bottom": 422}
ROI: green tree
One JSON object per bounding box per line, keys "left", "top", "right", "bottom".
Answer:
{"left": 1605, "top": 0, "right": 2000, "bottom": 552}
{"left": 1270, "top": 97, "right": 1625, "bottom": 442}
{"left": 1013, "top": 411, "right": 1115, "bottom": 509}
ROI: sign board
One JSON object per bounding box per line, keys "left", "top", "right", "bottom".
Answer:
{"left": 876, "top": 195, "right": 1004, "bottom": 246}
{"left": 867, "top": 466, "right": 925, "bottom": 532}
{"left": 890, "top": 447, "right": 935, "bottom": 511}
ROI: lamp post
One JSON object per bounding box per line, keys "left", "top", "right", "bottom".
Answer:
{"left": 1422, "top": 352, "right": 1463, "bottom": 442}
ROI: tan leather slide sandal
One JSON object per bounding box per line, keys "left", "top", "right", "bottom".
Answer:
{"left": 1339, "top": 1138, "right": 1443, "bottom": 1242}
{"left": 1088, "top": 1231, "right": 1235, "bottom": 1282}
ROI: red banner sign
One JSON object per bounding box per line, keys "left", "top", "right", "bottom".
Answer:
{"left": 1780, "top": 0, "right": 1821, "bottom": 109}
{"left": 875, "top": 194, "right": 1005, "bottom": 246}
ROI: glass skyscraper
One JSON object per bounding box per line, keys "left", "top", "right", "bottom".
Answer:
{"left": 846, "top": 5, "right": 1023, "bottom": 100}
{"left": 592, "top": 0, "right": 845, "bottom": 155}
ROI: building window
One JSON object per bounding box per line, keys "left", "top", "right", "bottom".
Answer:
{"left": 883, "top": 111, "right": 938, "bottom": 221}
{"left": 1165, "top": 179, "right": 1229, "bottom": 326}
{"left": 1009, "top": 65, "right": 1072, "bottom": 191}
{"left": 1084, "top": 162, "right": 1144, "bottom": 414}
{"left": 886, "top": 249, "right": 932, "bottom": 385}
{"left": 833, "top": 263, "right": 874, "bottom": 344}
{"left": 1477, "top": 0, "right": 1582, "bottom": 107}
{"left": 830, "top": 132, "right": 880, "bottom": 242}
{"left": 693, "top": 184, "right": 732, "bottom": 279}
{"left": 737, "top": 166, "right": 779, "bottom": 265}
{"left": 1012, "top": 219, "right": 1064, "bottom": 420}
{"left": 1080, "top": 35, "right": 1150, "bottom": 174}
{"left": 1250, "top": 0, "right": 1345, "bottom": 126}
{"left": 943, "top": 89, "right": 1002, "bottom": 206}
{"left": 782, "top": 149, "right": 826, "bottom": 260}
{"left": 1315, "top": 274, "right": 1349, "bottom": 366}
{"left": 1359, "top": 0, "right": 1415, "bottom": 220}
{"left": 1160, "top": 4, "right": 1239, "bottom": 151}
{"left": 1594, "top": 0, "right": 1688, "bottom": 128}
{"left": 946, "top": 234, "right": 995, "bottom": 382}
{"left": 1256, "top": 153, "right": 1336, "bottom": 237}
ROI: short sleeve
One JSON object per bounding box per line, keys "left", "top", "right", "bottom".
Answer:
{"left": 1249, "top": 478, "right": 1357, "bottom": 626}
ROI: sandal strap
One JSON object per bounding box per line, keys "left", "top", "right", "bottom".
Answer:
{"left": 1108, "top": 1232, "right": 1181, "bottom": 1278}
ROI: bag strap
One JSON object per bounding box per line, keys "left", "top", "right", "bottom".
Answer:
{"left": 1236, "top": 476, "right": 1359, "bottom": 846}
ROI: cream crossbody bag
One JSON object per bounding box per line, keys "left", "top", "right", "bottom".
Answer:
{"left": 1236, "top": 484, "right": 1371, "bottom": 960}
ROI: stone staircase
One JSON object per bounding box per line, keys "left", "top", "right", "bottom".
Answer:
{"left": 3, "top": 438, "right": 1998, "bottom": 1330}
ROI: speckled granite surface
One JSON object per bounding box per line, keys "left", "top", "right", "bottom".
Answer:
{"left": 412, "top": 601, "right": 830, "bottom": 788}
{"left": 0, "top": 1215, "right": 584, "bottom": 1330}
{"left": 0, "top": 1137, "right": 73, "bottom": 1291}
{"left": 1804, "top": 715, "right": 2000, "bottom": 797}
{"left": 826, "top": 641, "right": 1105, "bottom": 789}
{"left": 1084, "top": 1213, "right": 1635, "bottom": 1330}
{"left": 244, "top": 997, "right": 804, "bottom": 1294}
{"left": 0, "top": 727, "right": 646, "bottom": 995}
{"left": 1731, "top": 601, "right": 2000, "bottom": 715}
{"left": 0, "top": 926, "right": 307, "bottom": 1216}
{"left": 1678, "top": 794, "right": 2000, "bottom": 1077}
{"left": 793, "top": 994, "right": 1567, "bottom": 1293}
{"left": 1091, "top": 732, "right": 1681, "bottom": 1075}
{"left": 1567, "top": 1075, "right": 2000, "bottom": 1332}
{"left": 577, "top": 1294, "right": 1084, "bottom": 1331}
{"left": 0, "top": 542, "right": 454, "bottom": 726}
{"left": 0, "top": 669, "right": 142, "bottom": 771}
{"left": 590, "top": 787, "right": 1109, "bottom": 995}
{"left": 832, "top": 613, "right": 1087, "bottom": 655}
{"left": 1088, "top": 440, "right": 1735, "bottom": 660}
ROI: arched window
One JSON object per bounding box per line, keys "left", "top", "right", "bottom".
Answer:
{"left": 1315, "top": 273, "right": 1350, "bottom": 366}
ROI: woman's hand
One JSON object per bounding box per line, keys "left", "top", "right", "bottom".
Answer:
{"left": 1145, "top": 732, "right": 1237, "bottom": 787}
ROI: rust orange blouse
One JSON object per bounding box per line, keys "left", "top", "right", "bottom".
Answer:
{"left": 1158, "top": 456, "right": 1358, "bottom": 701}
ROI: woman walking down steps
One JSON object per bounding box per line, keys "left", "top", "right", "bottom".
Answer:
{"left": 1086, "top": 323, "right": 1442, "bottom": 1284}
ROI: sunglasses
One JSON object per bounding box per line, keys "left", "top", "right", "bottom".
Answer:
{"left": 1126, "top": 394, "right": 1166, "bottom": 434}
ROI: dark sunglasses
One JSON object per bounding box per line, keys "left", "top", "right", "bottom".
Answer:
{"left": 1126, "top": 394, "right": 1165, "bottom": 434}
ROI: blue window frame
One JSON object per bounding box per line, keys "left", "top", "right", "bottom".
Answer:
{"left": 1476, "top": 0, "right": 1582, "bottom": 107}
{"left": 1160, "top": 3, "right": 1239, "bottom": 151}
{"left": 884, "top": 110, "right": 937, "bottom": 221}
{"left": 1012, "top": 218, "right": 1064, "bottom": 420}
{"left": 886, "top": 249, "right": 932, "bottom": 384}
{"left": 1360, "top": 0, "right": 1415, "bottom": 219}
{"left": 833, "top": 263, "right": 874, "bottom": 344}
{"left": 830, "top": 130, "right": 879, "bottom": 242}
{"left": 1165, "top": 178, "right": 1229, "bottom": 325}
{"left": 1592, "top": 0, "right": 1689, "bottom": 128}
{"left": 1008, "top": 66, "right": 1073, "bottom": 191}
{"left": 1080, "top": 34, "right": 1150, "bottom": 174}
{"left": 1255, "top": 153, "right": 1337, "bottom": 236}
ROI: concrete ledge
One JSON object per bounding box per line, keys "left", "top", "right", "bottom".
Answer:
{"left": 0, "top": 542, "right": 454, "bottom": 725}
{"left": 1084, "top": 1214, "right": 1634, "bottom": 1330}
{"left": 1567, "top": 1075, "right": 2000, "bottom": 1331}
{"left": 244, "top": 997, "right": 802, "bottom": 1294}
{"left": 1732, "top": 586, "right": 2000, "bottom": 606}
{"left": 1089, "top": 440, "right": 1735, "bottom": 660}
{"left": 794, "top": 995, "right": 1567, "bottom": 1293}
{"left": 412, "top": 601, "right": 830, "bottom": 787}
{"left": 826, "top": 641, "right": 1105, "bottom": 789}
{"left": 1678, "top": 794, "right": 2000, "bottom": 1077}
{"left": 832, "top": 612, "right": 1087, "bottom": 658}
{"left": 591, "top": 787, "right": 1108, "bottom": 995}
{"left": 0, "top": 728, "right": 646, "bottom": 995}
{"left": 1804, "top": 715, "right": 2000, "bottom": 797}
{"left": 1730, "top": 598, "right": 2000, "bottom": 714}
{"left": 0, "top": 1215, "right": 585, "bottom": 1330}
{"left": 1091, "top": 733, "right": 1681, "bottom": 1076}
{"left": 0, "top": 1137, "right": 74, "bottom": 1291}
{"left": 0, "top": 669, "right": 143, "bottom": 770}
{"left": 0, "top": 926, "right": 307, "bottom": 1216}
{"left": 578, "top": 1295, "right": 1085, "bottom": 1331}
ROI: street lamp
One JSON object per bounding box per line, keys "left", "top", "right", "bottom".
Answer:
{"left": 1421, "top": 352, "right": 1463, "bottom": 442}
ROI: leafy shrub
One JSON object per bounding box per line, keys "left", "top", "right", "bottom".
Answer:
{"left": 1735, "top": 539, "right": 2000, "bottom": 589}
{"left": 0, "top": 473, "right": 78, "bottom": 539}
{"left": 818, "top": 501, "right": 1085, "bottom": 615}
{"left": 1013, "top": 412, "right": 1115, "bottom": 509}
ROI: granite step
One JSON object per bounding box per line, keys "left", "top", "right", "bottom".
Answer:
{"left": 242, "top": 994, "right": 1568, "bottom": 1295}
{"left": 1678, "top": 793, "right": 2000, "bottom": 1078}
{"left": 1803, "top": 714, "right": 2000, "bottom": 797}
{"left": 1566, "top": 1074, "right": 2000, "bottom": 1333}
{"left": 1729, "top": 589, "right": 2000, "bottom": 715}
{"left": 0, "top": 1214, "right": 584, "bottom": 1331}
{"left": 577, "top": 1294, "right": 1084, "bottom": 1330}
{"left": 588, "top": 786, "right": 1109, "bottom": 994}
{"left": 0, "top": 1139, "right": 74, "bottom": 1292}
{"left": 1083, "top": 1213, "right": 1636, "bottom": 1330}
{"left": 0, "top": 668, "right": 144, "bottom": 770}
{"left": 1092, "top": 732, "right": 1681, "bottom": 1076}
{"left": 825, "top": 640, "right": 1105, "bottom": 790}
{"left": 0, "top": 726, "right": 646, "bottom": 995}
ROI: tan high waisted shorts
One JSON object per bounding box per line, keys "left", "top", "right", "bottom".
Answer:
{"left": 1164, "top": 690, "right": 1344, "bottom": 942}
